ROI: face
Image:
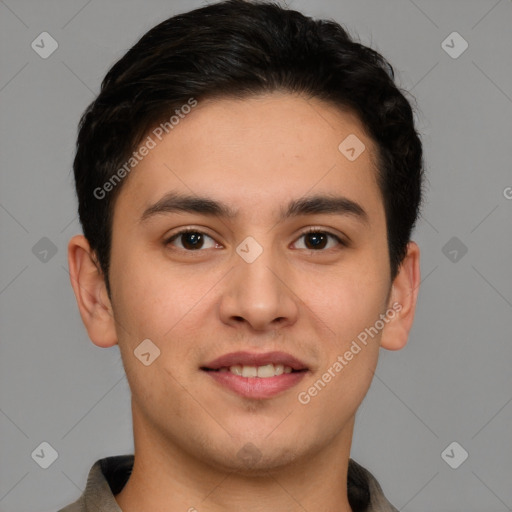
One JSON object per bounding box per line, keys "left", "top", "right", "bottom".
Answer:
{"left": 107, "top": 92, "right": 396, "bottom": 472}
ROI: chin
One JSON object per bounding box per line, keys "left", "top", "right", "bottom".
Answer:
{"left": 194, "top": 430, "right": 315, "bottom": 475}
{"left": 211, "top": 445, "right": 302, "bottom": 475}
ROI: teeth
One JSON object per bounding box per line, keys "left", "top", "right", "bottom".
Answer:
{"left": 230, "top": 365, "right": 243, "bottom": 376}
{"left": 226, "top": 364, "right": 294, "bottom": 377}
{"left": 257, "top": 364, "right": 274, "bottom": 378}
{"left": 242, "top": 366, "right": 258, "bottom": 378}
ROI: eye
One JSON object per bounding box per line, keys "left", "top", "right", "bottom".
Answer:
{"left": 164, "top": 227, "right": 346, "bottom": 252}
{"left": 165, "top": 229, "right": 220, "bottom": 251}
{"left": 293, "top": 229, "right": 346, "bottom": 251}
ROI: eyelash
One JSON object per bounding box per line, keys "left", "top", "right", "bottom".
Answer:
{"left": 164, "top": 227, "right": 347, "bottom": 252}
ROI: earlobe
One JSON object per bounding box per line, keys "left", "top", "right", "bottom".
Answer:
{"left": 380, "top": 241, "right": 421, "bottom": 351}
{"left": 67, "top": 234, "right": 118, "bottom": 348}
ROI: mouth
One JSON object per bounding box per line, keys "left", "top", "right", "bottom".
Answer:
{"left": 203, "top": 363, "right": 303, "bottom": 377}
{"left": 201, "top": 351, "right": 309, "bottom": 399}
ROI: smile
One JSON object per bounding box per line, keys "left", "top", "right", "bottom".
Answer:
{"left": 201, "top": 351, "right": 309, "bottom": 399}
{"left": 214, "top": 363, "right": 294, "bottom": 378}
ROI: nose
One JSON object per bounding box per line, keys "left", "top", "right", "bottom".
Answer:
{"left": 218, "top": 245, "right": 299, "bottom": 333}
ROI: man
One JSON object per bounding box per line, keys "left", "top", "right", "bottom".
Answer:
{"left": 61, "top": 0, "right": 423, "bottom": 510}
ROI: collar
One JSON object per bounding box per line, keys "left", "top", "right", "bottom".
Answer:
{"left": 63, "top": 454, "right": 397, "bottom": 512}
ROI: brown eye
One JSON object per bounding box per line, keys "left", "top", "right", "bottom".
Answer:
{"left": 304, "top": 232, "right": 328, "bottom": 249}
{"left": 166, "top": 230, "right": 218, "bottom": 250}
{"left": 294, "top": 230, "right": 345, "bottom": 251}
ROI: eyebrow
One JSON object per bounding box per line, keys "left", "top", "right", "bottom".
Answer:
{"left": 140, "top": 191, "right": 369, "bottom": 225}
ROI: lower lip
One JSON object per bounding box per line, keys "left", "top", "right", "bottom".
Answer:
{"left": 204, "top": 370, "right": 307, "bottom": 399}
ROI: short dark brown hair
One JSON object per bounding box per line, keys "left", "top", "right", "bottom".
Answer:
{"left": 73, "top": 0, "right": 424, "bottom": 296}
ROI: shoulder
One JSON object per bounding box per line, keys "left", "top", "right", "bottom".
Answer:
{"left": 55, "top": 455, "right": 134, "bottom": 512}
{"left": 348, "top": 458, "right": 399, "bottom": 512}
{"left": 56, "top": 495, "right": 85, "bottom": 512}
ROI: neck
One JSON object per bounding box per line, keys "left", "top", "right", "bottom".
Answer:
{"left": 115, "top": 406, "right": 355, "bottom": 512}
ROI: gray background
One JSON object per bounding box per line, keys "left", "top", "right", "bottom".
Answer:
{"left": 0, "top": 0, "right": 511, "bottom": 511}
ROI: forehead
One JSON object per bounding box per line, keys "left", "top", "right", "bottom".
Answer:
{"left": 114, "top": 92, "right": 384, "bottom": 225}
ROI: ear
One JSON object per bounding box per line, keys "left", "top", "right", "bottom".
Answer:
{"left": 67, "top": 234, "right": 118, "bottom": 348}
{"left": 380, "top": 241, "right": 421, "bottom": 351}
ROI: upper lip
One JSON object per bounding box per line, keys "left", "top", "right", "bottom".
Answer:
{"left": 202, "top": 351, "right": 308, "bottom": 371}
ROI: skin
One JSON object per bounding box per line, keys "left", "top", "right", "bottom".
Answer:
{"left": 68, "top": 92, "right": 420, "bottom": 512}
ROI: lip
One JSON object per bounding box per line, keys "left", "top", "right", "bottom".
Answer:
{"left": 205, "top": 370, "right": 307, "bottom": 399}
{"left": 201, "top": 351, "right": 309, "bottom": 400}
{"left": 202, "top": 351, "right": 308, "bottom": 371}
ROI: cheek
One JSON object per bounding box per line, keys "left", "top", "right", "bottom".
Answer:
{"left": 110, "top": 253, "right": 208, "bottom": 396}
{"left": 297, "top": 272, "right": 385, "bottom": 413}
{"left": 110, "top": 247, "right": 222, "bottom": 343}
{"left": 297, "top": 257, "right": 390, "bottom": 343}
